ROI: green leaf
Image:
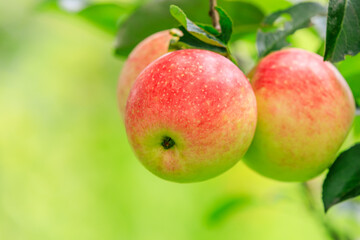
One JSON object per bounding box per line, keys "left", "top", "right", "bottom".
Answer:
{"left": 219, "top": 1, "right": 264, "bottom": 36}
{"left": 196, "top": 23, "right": 220, "bottom": 36}
{"left": 169, "top": 5, "right": 225, "bottom": 47}
{"left": 37, "top": 1, "right": 131, "bottom": 35}
{"left": 337, "top": 54, "right": 360, "bottom": 106}
{"left": 322, "top": 143, "right": 360, "bottom": 212}
{"left": 168, "top": 5, "right": 235, "bottom": 60}
{"left": 324, "top": 0, "right": 360, "bottom": 62}
{"left": 169, "top": 4, "right": 187, "bottom": 26}
{"left": 215, "top": 6, "right": 232, "bottom": 44}
{"left": 240, "top": 0, "right": 292, "bottom": 14}
{"left": 78, "top": 3, "right": 129, "bottom": 35}
{"left": 115, "top": 0, "right": 208, "bottom": 56}
{"left": 206, "top": 196, "right": 254, "bottom": 226}
{"left": 115, "top": 0, "right": 264, "bottom": 56}
{"left": 168, "top": 5, "right": 237, "bottom": 64}
{"left": 257, "top": 2, "right": 326, "bottom": 57}
{"left": 169, "top": 26, "right": 227, "bottom": 55}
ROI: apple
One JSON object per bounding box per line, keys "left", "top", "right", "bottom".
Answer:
{"left": 244, "top": 48, "right": 355, "bottom": 182}
{"left": 117, "top": 30, "right": 173, "bottom": 118}
{"left": 125, "top": 49, "right": 257, "bottom": 183}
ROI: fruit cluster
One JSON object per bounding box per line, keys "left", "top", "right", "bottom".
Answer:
{"left": 117, "top": 31, "right": 355, "bottom": 183}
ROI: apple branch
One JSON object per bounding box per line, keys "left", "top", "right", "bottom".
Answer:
{"left": 209, "top": 0, "right": 221, "bottom": 32}
{"left": 301, "top": 182, "right": 347, "bottom": 240}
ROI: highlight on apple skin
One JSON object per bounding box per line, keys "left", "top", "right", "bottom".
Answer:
{"left": 117, "top": 30, "right": 173, "bottom": 118}
{"left": 244, "top": 48, "right": 355, "bottom": 182}
{"left": 125, "top": 49, "right": 257, "bottom": 183}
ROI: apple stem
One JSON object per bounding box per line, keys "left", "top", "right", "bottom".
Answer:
{"left": 301, "top": 182, "right": 346, "bottom": 240}
{"left": 161, "top": 136, "right": 175, "bottom": 150}
{"left": 209, "top": 0, "right": 221, "bottom": 32}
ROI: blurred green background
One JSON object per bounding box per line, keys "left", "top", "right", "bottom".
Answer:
{"left": 1, "top": 0, "right": 360, "bottom": 239}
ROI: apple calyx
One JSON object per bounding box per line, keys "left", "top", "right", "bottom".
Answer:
{"left": 161, "top": 136, "right": 175, "bottom": 150}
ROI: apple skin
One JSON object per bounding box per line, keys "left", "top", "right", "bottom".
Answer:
{"left": 125, "top": 49, "right": 257, "bottom": 183}
{"left": 117, "top": 30, "right": 173, "bottom": 118}
{"left": 244, "top": 48, "right": 355, "bottom": 182}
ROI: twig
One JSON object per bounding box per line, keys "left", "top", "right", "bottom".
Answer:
{"left": 209, "top": 0, "right": 221, "bottom": 32}
{"left": 301, "top": 182, "right": 351, "bottom": 240}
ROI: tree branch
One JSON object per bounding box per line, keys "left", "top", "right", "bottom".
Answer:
{"left": 209, "top": 0, "right": 221, "bottom": 32}
{"left": 301, "top": 182, "right": 351, "bottom": 240}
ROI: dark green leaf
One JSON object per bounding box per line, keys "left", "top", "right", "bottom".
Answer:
{"left": 169, "top": 26, "right": 227, "bottom": 55}
{"left": 196, "top": 24, "right": 220, "bottom": 36}
{"left": 115, "top": 0, "right": 264, "bottom": 56}
{"left": 324, "top": 0, "right": 360, "bottom": 62}
{"left": 215, "top": 6, "right": 232, "bottom": 44}
{"left": 170, "top": 5, "right": 225, "bottom": 47}
{"left": 168, "top": 5, "right": 235, "bottom": 60}
{"left": 322, "top": 143, "right": 360, "bottom": 212}
{"left": 206, "top": 196, "right": 254, "bottom": 226}
{"left": 257, "top": 2, "right": 326, "bottom": 57}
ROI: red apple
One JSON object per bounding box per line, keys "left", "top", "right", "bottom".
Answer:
{"left": 117, "top": 30, "right": 173, "bottom": 118}
{"left": 244, "top": 48, "right": 355, "bottom": 181}
{"left": 125, "top": 49, "right": 257, "bottom": 182}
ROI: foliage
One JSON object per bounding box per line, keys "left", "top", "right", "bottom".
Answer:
{"left": 38, "top": 0, "right": 134, "bottom": 34}
{"left": 114, "top": 0, "right": 264, "bottom": 56}
{"left": 168, "top": 5, "right": 231, "bottom": 58}
{"left": 2, "top": 0, "right": 360, "bottom": 238}
{"left": 77, "top": 3, "right": 129, "bottom": 34}
{"left": 47, "top": 0, "right": 360, "bottom": 213}
{"left": 256, "top": 2, "right": 326, "bottom": 57}
{"left": 324, "top": 0, "right": 360, "bottom": 62}
{"left": 206, "top": 195, "right": 255, "bottom": 226}
{"left": 323, "top": 144, "right": 360, "bottom": 212}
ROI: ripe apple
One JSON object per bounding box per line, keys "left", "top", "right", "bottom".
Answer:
{"left": 125, "top": 49, "right": 257, "bottom": 183}
{"left": 244, "top": 48, "right": 355, "bottom": 182}
{"left": 117, "top": 30, "right": 173, "bottom": 118}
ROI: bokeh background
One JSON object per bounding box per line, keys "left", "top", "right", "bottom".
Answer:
{"left": 1, "top": 0, "right": 360, "bottom": 239}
